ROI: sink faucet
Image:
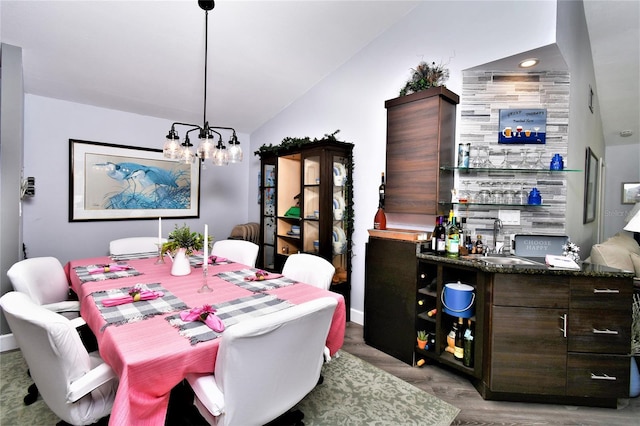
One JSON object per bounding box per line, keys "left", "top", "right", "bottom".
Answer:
{"left": 493, "top": 218, "right": 503, "bottom": 253}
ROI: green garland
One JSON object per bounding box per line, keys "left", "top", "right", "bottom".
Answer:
{"left": 254, "top": 130, "right": 343, "bottom": 158}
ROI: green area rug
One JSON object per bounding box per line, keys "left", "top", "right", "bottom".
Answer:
{"left": 294, "top": 351, "right": 459, "bottom": 425}
{"left": 1, "top": 349, "right": 459, "bottom": 425}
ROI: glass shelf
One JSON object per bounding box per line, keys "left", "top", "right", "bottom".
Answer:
{"left": 441, "top": 165, "right": 581, "bottom": 173}
{"left": 439, "top": 201, "right": 549, "bottom": 207}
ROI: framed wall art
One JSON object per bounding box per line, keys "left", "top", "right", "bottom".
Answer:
{"left": 69, "top": 139, "right": 200, "bottom": 221}
{"left": 622, "top": 182, "right": 640, "bottom": 204}
{"left": 498, "top": 109, "right": 547, "bottom": 144}
{"left": 583, "top": 146, "right": 599, "bottom": 224}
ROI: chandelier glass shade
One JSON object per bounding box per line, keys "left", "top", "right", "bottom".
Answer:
{"left": 162, "top": 0, "right": 242, "bottom": 166}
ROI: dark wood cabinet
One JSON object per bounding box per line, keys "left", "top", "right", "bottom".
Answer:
{"left": 384, "top": 87, "right": 459, "bottom": 214}
{"left": 486, "top": 274, "right": 632, "bottom": 405}
{"left": 364, "top": 238, "right": 418, "bottom": 364}
{"left": 364, "top": 248, "right": 634, "bottom": 407}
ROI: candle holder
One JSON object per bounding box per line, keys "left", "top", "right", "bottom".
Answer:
{"left": 197, "top": 266, "right": 213, "bottom": 293}
{"left": 155, "top": 245, "right": 165, "bottom": 265}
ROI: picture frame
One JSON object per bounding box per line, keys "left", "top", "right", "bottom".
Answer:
{"left": 498, "top": 109, "right": 546, "bottom": 144}
{"left": 69, "top": 139, "right": 200, "bottom": 221}
{"left": 622, "top": 182, "right": 640, "bottom": 204}
{"left": 583, "top": 147, "right": 599, "bottom": 224}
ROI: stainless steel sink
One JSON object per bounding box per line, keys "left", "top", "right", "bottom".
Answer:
{"left": 463, "top": 255, "right": 544, "bottom": 266}
{"left": 480, "top": 256, "right": 542, "bottom": 266}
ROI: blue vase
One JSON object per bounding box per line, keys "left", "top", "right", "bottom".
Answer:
{"left": 631, "top": 356, "right": 640, "bottom": 398}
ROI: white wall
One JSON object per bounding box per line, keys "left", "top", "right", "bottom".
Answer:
{"left": 249, "top": 1, "right": 558, "bottom": 323}
{"left": 22, "top": 95, "right": 250, "bottom": 265}
{"left": 603, "top": 142, "right": 640, "bottom": 239}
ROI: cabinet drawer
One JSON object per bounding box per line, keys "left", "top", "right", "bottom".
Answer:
{"left": 493, "top": 274, "right": 569, "bottom": 308}
{"left": 566, "top": 353, "right": 630, "bottom": 398}
{"left": 570, "top": 277, "right": 633, "bottom": 310}
{"left": 568, "top": 308, "right": 631, "bottom": 354}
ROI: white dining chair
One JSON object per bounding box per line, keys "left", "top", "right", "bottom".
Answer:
{"left": 282, "top": 253, "right": 335, "bottom": 291}
{"left": 211, "top": 239, "right": 259, "bottom": 267}
{"left": 186, "top": 297, "right": 337, "bottom": 426}
{"left": 0, "top": 291, "right": 118, "bottom": 425}
{"left": 109, "top": 236, "right": 167, "bottom": 256}
{"left": 7, "top": 256, "right": 81, "bottom": 320}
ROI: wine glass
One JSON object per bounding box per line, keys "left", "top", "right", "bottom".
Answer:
{"left": 517, "top": 149, "right": 529, "bottom": 169}
{"left": 532, "top": 150, "right": 544, "bottom": 169}
{"left": 155, "top": 243, "right": 165, "bottom": 265}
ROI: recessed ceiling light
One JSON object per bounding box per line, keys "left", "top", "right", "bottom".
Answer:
{"left": 519, "top": 58, "right": 539, "bottom": 68}
{"left": 619, "top": 130, "right": 633, "bottom": 137}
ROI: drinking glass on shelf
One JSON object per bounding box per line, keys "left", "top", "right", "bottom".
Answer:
{"left": 517, "top": 149, "right": 529, "bottom": 169}
{"left": 532, "top": 150, "right": 544, "bottom": 169}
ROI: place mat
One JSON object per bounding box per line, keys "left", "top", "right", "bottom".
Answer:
{"left": 74, "top": 263, "right": 142, "bottom": 283}
{"left": 189, "top": 254, "right": 231, "bottom": 267}
{"left": 110, "top": 251, "right": 158, "bottom": 261}
{"left": 91, "top": 283, "right": 187, "bottom": 330}
{"left": 166, "top": 293, "right": 294, "bottom": 345}
{"left": 216, "top": 268, "right": 297, "bottom": 292}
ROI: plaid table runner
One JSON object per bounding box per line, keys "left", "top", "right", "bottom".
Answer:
{"left": 110, "top": 252, "right": 158, "bottom": 261}
{"left": 74, "top": 263, "right": 142, "bottom": 283}
{"left": 216, "top": 268, "right": 297, "bottom": 293}
{"left": 166, "top": 293, "right": 294, "bottom": 345}
{"left": 189, "top": 254, "right": 231, "bottom": 267}
{"left": 91, "top": 283, "right": 187, "bottom": 330}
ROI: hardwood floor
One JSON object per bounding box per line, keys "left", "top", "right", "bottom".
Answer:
{"left": 342, "top": 322, "right": 639, "bottom": 425}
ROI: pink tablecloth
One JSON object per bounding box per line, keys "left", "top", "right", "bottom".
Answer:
{"left": 67, "top": 256, "right": 346, "bottom": 426}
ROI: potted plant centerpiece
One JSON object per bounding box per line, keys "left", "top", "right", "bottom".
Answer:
{"left": 162, "top": 224, "right": 207, "bottom": 276}
{"left": 399, "top": 60, "right": 450, "bottom": 97}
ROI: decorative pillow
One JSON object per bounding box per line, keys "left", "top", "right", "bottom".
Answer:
{"left": 590, "top": 243, "right": 634, "bottom": 272}
{"left": 609, "top": 232, "right": 640, "bottom": 255}
{"left": 630, "top": 252, "right": 640, "bottom": 278}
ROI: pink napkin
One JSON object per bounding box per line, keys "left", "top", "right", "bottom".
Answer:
{"left": 244, "top": 271, "right": 284, "bottom": 282}
{"left": 101, "top": 290, "right": 164, "bottom": 307}
{"left": 180, "top": 305, "right": 225, "bottom": 332}
{"left": 209, "top": 255, "right": 228, "bottom": 263}
{"left": 88, "top": 263, "right": 132, "bottom": 274}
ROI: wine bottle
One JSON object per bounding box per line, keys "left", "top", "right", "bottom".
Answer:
{"left": 436, "top": 216, "right": 446, "bottom": 254}
{"left": 431, "top": 216, "right": 440, "bottom": 252}
{"left": 446, "top": 216, "right": 460, "bottom": 257}
{"left": 458, "top": 217, "right": 468, "bottom": 254}
{"left": 373, "top": 172, "right": 387, "bottom": 230}
{"left": 417, "top": 299, "right": 426, "bottom": 306}
{"left": 373, "top": 206, "right": 386, "bottom": 230}
{"left": 463, "top": 319, "right": 474, "bottom": 367}
{"left": 379, "top": 172, "right": 385, "bottom": 208}
{"left": 416, "top": 358, "right": 426, "bottom": 367}
{"left": 454, "top": 317, "right": 464, "bottom": 361}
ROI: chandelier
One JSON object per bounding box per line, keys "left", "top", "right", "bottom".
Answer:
{"left": 163, "top": 0, "right": 242, "bottom": 165}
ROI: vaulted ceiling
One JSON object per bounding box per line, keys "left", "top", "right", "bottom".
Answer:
{"left": 1, "top": 1, "right": 637, "bottom": 146}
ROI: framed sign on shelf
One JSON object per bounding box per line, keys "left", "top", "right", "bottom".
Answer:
{"left": 583, "top": 146, "right": 599, "bottom": 224}
{"left": 69, "top": 139, "right": 200, "bottom": 221}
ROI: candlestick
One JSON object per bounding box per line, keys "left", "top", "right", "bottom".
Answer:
{"left": 203, "top": 224, "right": 208, "bottom": 266}
{"left": 155, "top": 217, "right": 165, "bottom": 265}
{"left": 198, "top": 224, "right": 212, "bottom": 293}
{"left": 158, "top": 217, "right": 162, "bottom": 247}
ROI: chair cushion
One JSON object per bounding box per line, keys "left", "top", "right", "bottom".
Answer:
{"left": 590, "top": 243, "right": 634, "bottom": 272}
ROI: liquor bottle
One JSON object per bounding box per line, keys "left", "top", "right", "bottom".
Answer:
{"left": 458, "top": 218, "right": 468, "bottom": 254}
{"left": 379, "top": 172, "right": 386, "bottom": 208}
{"left": 474, "top": 234, "right": 484, "bottom": 254}
{"left": 373, "top": 205, "right": 386, "bottom": 230}
{"left": 463, "top": 319, "right": 474, "bottom": 367}
{"left": 373, "top": 172, "right": 387, "bottom": 230}
{"left": 435, "top": 216, "right": 446, "bottom": 254}
{"left": 446, "top": 216, "right": 460, "bottom": 257}
{"left": 454, "top": 317, "right": 464, "bottom": 361}
{"left": 431, "top": 216, "right": 440, "bottom": 252}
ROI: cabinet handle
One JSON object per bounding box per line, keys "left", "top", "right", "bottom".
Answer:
{"left": 592, "top": 328, "right": 619, "bottom": 335}
{"left": 590, "top": 373, "right": 617, "bottom": 381}
{"left": 559, "top": 314, "right": 567, "bottom": 338}
{"left": 593, "top": 288, "right": 620, "bottom": 294}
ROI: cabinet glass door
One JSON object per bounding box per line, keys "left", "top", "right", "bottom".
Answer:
{"left": 303, "top": 155, "right": 320, "bottom": 254}
{"left": 332, "top": 154, "right": 349, "bottom": 281}
{"left": 262, "top": 163, "right": 276, "bottom": 269}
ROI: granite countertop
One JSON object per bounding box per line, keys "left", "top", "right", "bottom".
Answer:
{"left": 417, "top": 252, "right": 636, "bottom": 278}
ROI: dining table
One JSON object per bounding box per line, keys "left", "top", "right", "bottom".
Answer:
{"left": 65, "top": 254, "right": 346, "bottom": 426}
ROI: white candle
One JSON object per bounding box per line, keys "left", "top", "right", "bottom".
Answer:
{"left": 203, "top": 224, "right": 208, "bottom": 265}
{"left": 158, "top": 217, "right": 162, "bottom": 247}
